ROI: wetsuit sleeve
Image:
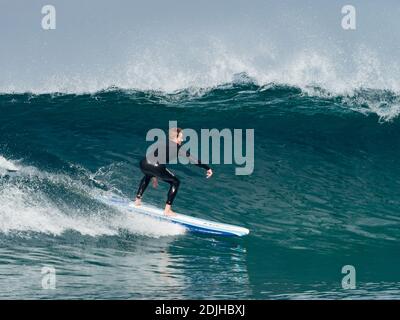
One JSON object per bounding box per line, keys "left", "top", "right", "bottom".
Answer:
{"left": 180, "top": 149, "right": 210, "bottom": 170}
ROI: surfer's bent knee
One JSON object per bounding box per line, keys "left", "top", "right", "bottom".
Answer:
{"left": 172, "top": 177, "right": 180, "bottom": 187}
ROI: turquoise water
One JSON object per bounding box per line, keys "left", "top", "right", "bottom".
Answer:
{"left": 1, "top": 83, "right": 400, "bottom": 299}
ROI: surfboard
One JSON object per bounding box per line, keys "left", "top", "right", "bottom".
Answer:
{"left": 97, "top": 194, "right": 250, "bottom": 237}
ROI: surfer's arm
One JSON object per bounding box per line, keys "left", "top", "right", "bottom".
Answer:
{"left": 179, "top": 150, "right": 210, "bottom": 170}
{"left": 180, "top": 149, "right": 211, "bottom": 171}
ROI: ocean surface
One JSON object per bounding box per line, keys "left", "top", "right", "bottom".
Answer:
{"left": 1, "top": 80, "right": 400, "bottom": 299}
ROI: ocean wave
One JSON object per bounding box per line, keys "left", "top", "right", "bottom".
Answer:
{"left": 2, "top": 80, "right": 400, "bottom": 122}
{"left": 2, "top": 41, "right": 400, "bottom": 95}
{"left": 0, "top": 160, "right": 185, "bottom": 238}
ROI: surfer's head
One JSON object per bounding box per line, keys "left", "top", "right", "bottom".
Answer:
{"left": 169, "top": 127, "right": 183, "bottom": 145}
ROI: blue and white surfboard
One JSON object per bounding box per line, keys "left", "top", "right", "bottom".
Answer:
{"left": 97, "top": 194, "right": 250, "bottom": 237}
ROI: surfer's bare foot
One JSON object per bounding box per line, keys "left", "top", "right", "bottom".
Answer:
{"left": 134, "top": 197, "right": 142, "bottom": 206}
{"left": 164, "top": 204, "right": 177, "bottom": 216}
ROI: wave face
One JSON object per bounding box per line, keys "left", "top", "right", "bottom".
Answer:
{"left": 1, "top": 84, "right": 400, "bottom": 299}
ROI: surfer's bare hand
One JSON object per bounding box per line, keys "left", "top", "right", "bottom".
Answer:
{"left": 152, "top": 177, "right": 158, "bottom": 188}
{"left": 206, "top": 169, "right": 213, "bottom": 178}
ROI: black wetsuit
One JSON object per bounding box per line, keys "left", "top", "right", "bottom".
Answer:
{"left": 136, "top": 140, "right": 210, "bottom": 205}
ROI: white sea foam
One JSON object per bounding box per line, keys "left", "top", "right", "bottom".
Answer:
{"left": 2, "top": 41, "right": 399, "bottom": 97}
{"left": 0, "top": 159, "right": 185, "bottom": 238}
{"left": 0, "top": 156, "right": 19, "bottom": 173}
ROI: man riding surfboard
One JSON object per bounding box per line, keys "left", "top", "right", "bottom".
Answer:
{"left": 134, "top": 127, "right": 213, "bottom": 216}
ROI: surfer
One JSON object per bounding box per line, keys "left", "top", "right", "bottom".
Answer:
{"left": 134, "top": 127, "right": 213, "bottom": 216}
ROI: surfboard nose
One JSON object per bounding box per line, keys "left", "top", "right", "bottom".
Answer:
{"left": 234, "top": 227, "right": 250, "bottom": 237}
